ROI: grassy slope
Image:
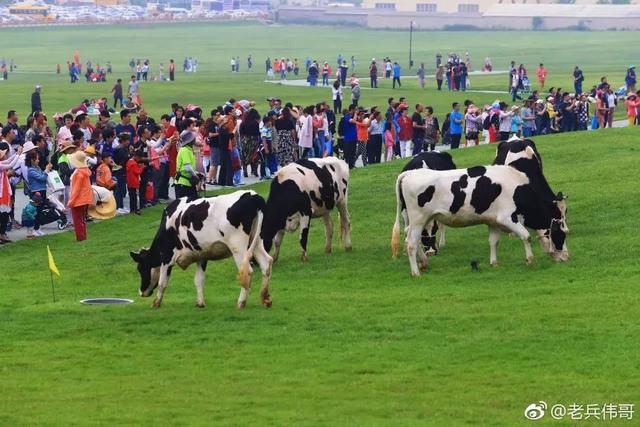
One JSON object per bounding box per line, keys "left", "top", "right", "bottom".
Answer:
{"left": 0, "top": 23, "right": 636, "bottom": 122}
{"left": 1, "top": 127, "right": 639, "bottom": 426}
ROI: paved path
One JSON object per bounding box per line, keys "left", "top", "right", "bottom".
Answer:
{"left": 264, "top": 70, "right": 508, "bottom": 88}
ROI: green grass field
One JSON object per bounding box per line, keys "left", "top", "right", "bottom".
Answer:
{"left": 1, "top": 23, "right": 640, "bottom": 426}
{"left": 0, "top": 22, "right": 637, "bottom": 122}
{"left": 2, "top": 127, "right": 639, "bottom": 426}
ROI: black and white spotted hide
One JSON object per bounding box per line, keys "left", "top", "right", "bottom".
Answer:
{"left": 401, "top": 151, "right": 457, "bottom": 255}
{"left": 130, "top": 190, "right": 273, "bottom": 309}
{"left": 392, "top": 164, "right": 569, "bottom": 277}
{"left": 261, "top": 157, "right": 352, "bottom": 262}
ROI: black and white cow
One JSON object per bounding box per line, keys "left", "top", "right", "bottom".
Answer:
{"left": 392, "top": 147, "right": 569, "bottom": 276}
{"left": 261, "top": 157, "right": 351, "bottom": 262}
{"left": 493, "top": 137, "right": 569, "bottom": 232}
{"left": 401, "top": 151, "right": 457, "bottom": 254}
{"left": 130, "top": 191, "right": 273, "bottom": 309}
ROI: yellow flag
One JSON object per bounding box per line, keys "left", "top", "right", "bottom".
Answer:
{"left": 47, "top": 245, "right": 60, "bottom": 277}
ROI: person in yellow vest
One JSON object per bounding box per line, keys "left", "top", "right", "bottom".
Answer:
{"left": 174, "top": 130, "right": 199, "bottom": 200}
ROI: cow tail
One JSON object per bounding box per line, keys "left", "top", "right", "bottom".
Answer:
{"left": 391, "top": 173, "right": 405, "bottom": 259}
{"left": 239, "top": 210, "right": 263, "bottom": 289}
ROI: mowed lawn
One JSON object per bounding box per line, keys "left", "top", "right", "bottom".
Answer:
{"left": 0, "top": 23, "right": 637, "bottom": 123}
{"left": 1, "top": 127, "right": 639, "bottom": 426}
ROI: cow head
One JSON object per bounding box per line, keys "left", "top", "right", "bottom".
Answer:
{"left": 538, "top": 217, "right": 570, "bottom": 262}
{"left": 130, "top": 249, "right": 161, "bottom": 297}
{"left": 555, "top": 192, "right": 569, "bottom": 233}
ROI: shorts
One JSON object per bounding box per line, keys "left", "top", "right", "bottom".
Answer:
{"left": 210, "top": 147, "right": 221, "bottom": 166}
{"left": 465, "top": 131, "right": 479, "bottom": 140}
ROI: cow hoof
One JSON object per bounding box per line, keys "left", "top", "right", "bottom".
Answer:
{"left": 324, "top": 247, "right": 332, "bottom": 254}
{"left": 262, "top": 298, "right": 272, "bottom": 308}
{"left": 195, "top": 302, "right": 206, "bottom": 309}
{"left": 418, "top": 261, "right": 427, "bottom": 271}
{"left": 345, "top": 245, "right": 353, "bottom": 252}
{"left": 237, "top": 300, "right": 247, "bottom": 310}
{"left": 490, "top": 262, "right": 498, "bottom": 268}
{"left": 411, "top": 271, "right": 421, "bottom": 277}
{"left": 300, "top": 253, "right": 308, "bottom": 262}
{"left": 525, "top": 257, "right": 534, "bottom": 265}
{"left": 151, "top": 300, "right": 162, "bottom": 308}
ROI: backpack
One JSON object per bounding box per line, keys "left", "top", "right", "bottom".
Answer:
{"left": 483, "top": 114, "right": 492, "bottom": 130}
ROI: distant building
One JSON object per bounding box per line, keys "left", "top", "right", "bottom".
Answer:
{"left": 360, "top": 0, "right": 636, "bottom": 14}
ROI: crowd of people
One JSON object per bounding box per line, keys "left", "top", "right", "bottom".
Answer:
{"left": 1, "top": 56, "right": 638, "bottom": 245}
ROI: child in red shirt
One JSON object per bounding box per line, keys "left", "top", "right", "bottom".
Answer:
{"left": 126, "top": 152, "right": 145, "bottom": 215}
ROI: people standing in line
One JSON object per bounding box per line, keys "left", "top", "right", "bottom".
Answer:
{"left": 31, "top": 85, "right": 42, "bottom": 115}
{"left": 340, "top": 105, "right": 357, "bottom": 168}
{"left": 111, "top": 79, "right": 123, "bottom": 109}
{"left": 350, "top": 78, "right": 361, "bottom": 107}
{"left": 369, "top": 60, "right": 378, "bottom": 88}
{"left": 67, "top": 150, "right": 92, "bottom": 241}
{"left": 367, "top": 110, "right": 382, "bottom": 164}
{"left": 354, "top": 108, "right": 369, "bottom": 167}
{"left": 537, "top": 63, "right": 548, "bottom": 90}
{"left": 573, "top": 66, "right": 584, "bottom": 95}
{"left": 298, "top": 106, "right": 313, "bottom": 159}
{"left": 339, "top": 61, "right": 349, "bottom": 87}
{"left": 397, "top": 107, "right": 413, "bottom": 157}
{"left": 436, "top": 65, "right": 444, "bottom": 91}
{"left": 392, "top": 62, "right": 402, "bottom": 89}
{"left": 174, "top": 130, "right": 199, "bottom": 200}
{"left": 332, "top": 80, "right": 343, "bottom": 114}
{"left": 449, "top": 102, "right": 463, "bottom": 149}
{"left": 625, "top": 65, "right": 637, "bottom": 94}
{"left": 464, "top": 105, "right": 482, "bottom": 147}
{"left": 511, "top": 69, "right": 522, "bottom": 102}
{"left": 169, "top": 59, "right": 176, "bottom": 81}
{"left": 497, "top": 102, "right": 514, "bottom": 141}
{"left": 423, "top": 106, "right": 440, "bottom": 152}
{"left": 417, "top": 63, "right": 426, "bottom": 89}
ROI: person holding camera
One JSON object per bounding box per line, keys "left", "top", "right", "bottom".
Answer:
{"left": 174, "top": 130, "right": 199, "bottom": 200}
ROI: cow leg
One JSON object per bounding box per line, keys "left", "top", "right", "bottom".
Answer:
{"left": 488, "top": 225, "right": 501, "bottom": 267}
{"left": 231, "top": 247, "right": 252, "bottom": 309}
{"left": 299, "top": 214, "right": 311, "bottom": 262}
{"left": 253, "top": 240, "right": 274, "bottom": 308}
{"left": 423, "top": 220, "right": 438, "bottom": 256}
{"left": 438, "top": 223, "right": 447, "bottom": 248}
{"left": 417, "top": 241, "right": 428, "bottom": 272}
{"left": 323, "top": 213, "right": 333, "bottom": 254}
{"left": 272, "top": 230, "right": 285, "bottom": 262}
{"left": 194, "top": 260, "right": 207, "bottom": 308}
{"left": 337, "top": 201, "right": 352, "bottom": 252}
{"left": 503, "top": 221, "right": 534, "bottom": 264}
{"left": 406, "top": 225, "right": 425, "bottom": 277}
{"left": 152, "top": 264, "right": 172, "bottom": 308}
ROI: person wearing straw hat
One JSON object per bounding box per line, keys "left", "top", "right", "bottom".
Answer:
{"left": 88, "top": 185, "right": 116, "bottom": 221}
{"left": 174, "top": 130, "right": 198, "bottom": 200}
{"left": 67, "top": 150, "right": 92, "bottom": 241}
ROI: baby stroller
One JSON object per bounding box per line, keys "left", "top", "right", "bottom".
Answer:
{"left": 43, "top": 171, "right": 69, "bottom": 230}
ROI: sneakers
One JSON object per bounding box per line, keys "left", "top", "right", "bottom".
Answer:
{"left": 34, "top": 230, "right": 45, "bottom": 237}
{"left": 116, "top": 208, "right": 130, "bottom": 215}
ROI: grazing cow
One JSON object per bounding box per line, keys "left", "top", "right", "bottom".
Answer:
{"left": 261, "top": 157, "right": 352, "bottom": 262}
{"left": 401, "top": 151, "right": 457, "bottom": 254}
{"left": 392, "top": 148, "right": 569, "bottom": 276}
{"left": 493, "top": 138, "right": 569, "bottom": 232}
{"left": 130, "top": 191, "right": 273, "bottom": 309}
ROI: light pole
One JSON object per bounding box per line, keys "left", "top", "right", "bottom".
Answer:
{"left": 409, "top": 20, "right": 415, "bottom": 69}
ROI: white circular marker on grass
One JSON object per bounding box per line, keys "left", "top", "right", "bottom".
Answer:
{"left": 80, "top": 298, "right": 134, "bottom": 305}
